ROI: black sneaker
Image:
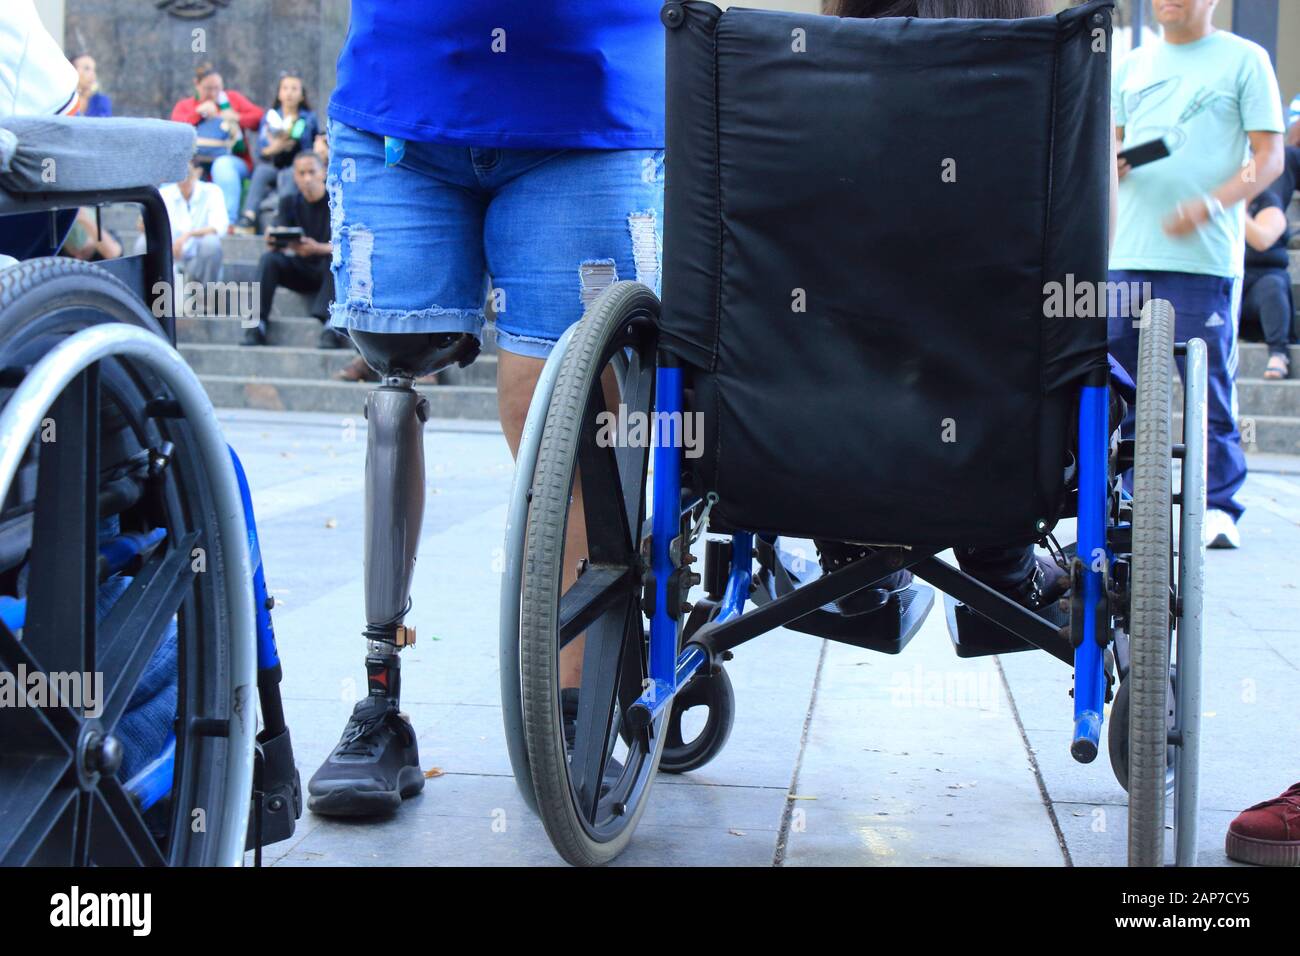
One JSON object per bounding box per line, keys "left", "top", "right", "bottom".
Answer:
{"left": 241, "top": 320, "right": 268, "bottom": 347}
{"left": 306, "top": 697, "right": 424, "bottom": 817}
{"left": 560, "top": 688, "right": 623, "bottom": 791}
{"left": 814, "top": 540, "right": 913, "bottom": 617}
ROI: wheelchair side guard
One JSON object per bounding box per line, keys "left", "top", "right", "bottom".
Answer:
{"left": 228, "top": 447, "right": 302, "bottom": 857}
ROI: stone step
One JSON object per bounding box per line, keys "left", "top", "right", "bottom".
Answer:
{"left": 1236, "top": 342, "right": 1297, "bottom": 378}
{"left": 180, "top": 341, "right": 498, "bottom": 385}
{"left": 177, "top": 314, "right": 323, "bottom": 347}
{"left": 1175, "top": 413, "right": 1300, "bottom": 456}
{"left": 1173, "top": 377, "right": 1300, "bottom": 418}
{"left": 197, "top": 374, "right": 498, "bottom": 419}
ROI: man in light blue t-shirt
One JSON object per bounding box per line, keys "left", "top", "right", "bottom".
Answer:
{"left": 1108, "top": 0, "right": 1283, "bottom": 550}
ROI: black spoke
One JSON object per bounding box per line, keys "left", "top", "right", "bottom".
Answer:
{"left": 93, "top": 778, "right": 166, "bottom": 866}
{"left": 571, "top": 599, "right": 634, "bottom": 820}
{"left": 0, "top": 756, "right": 75, "bottom": 865}
{"left": 23, "top": 366, "right": 100, "bottom": 684}
{"left": 558, "top": 564, "right": 634, "bottom": 648}
{"left": 0, "top": 620, "right": 81, "bottom": 744}
{"left": 96, "top": 531, "right": 199, "bottom": 730}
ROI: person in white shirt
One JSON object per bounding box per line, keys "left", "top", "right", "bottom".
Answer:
{"left": 157, "top": 157, "right": 227, "bottom": 285}
{"left": 0, "top": 0, "right": 78, "bottom": 117}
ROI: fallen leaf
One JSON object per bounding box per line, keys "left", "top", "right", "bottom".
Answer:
{"left": 325, "top": 518, "right": 338, "bottom": 529}
{"left": 728, "top": 829, "right": 745, "bottom": 837}
{"left": 424, "top": 767, "right": 445, "bottom": 779}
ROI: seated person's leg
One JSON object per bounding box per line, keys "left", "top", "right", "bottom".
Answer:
{"left": 1248, "top": 268, "right": 1292, "bottom": 378}
{"left": 955, "top": 544, "right": 1068, "bottom": 613}
{"left": 238, "top": 163, "right": 279, "bottom": 230}
{"left": 812, "top": 539, "right": 913, "bottom": 617}
{"left": 305, "top": 122, "right": 485, "bottom": 818}
{"left": 244, "top": 249, "right": 291, "bottom": 345}
{"left": 209, "top": 155, "right": 246, "bottom": 224}
{"left": 185, "top": 233, "right": 223, "bottom": 286}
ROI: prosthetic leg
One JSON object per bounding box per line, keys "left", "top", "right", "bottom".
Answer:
{"left": 307, "top": 331, "right": 479, "bottom": 817}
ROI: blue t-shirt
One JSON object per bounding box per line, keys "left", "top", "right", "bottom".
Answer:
{"left": 329, "top": 2, "right": 664, "bottom": 150}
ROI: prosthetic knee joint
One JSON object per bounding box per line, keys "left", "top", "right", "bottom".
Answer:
{"left": 352, "top": 330, "right": 480, "bottom": 704}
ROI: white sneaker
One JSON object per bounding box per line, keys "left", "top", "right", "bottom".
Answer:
{"left": 1204, "top": 509, "right": 1240, "bottom": 549}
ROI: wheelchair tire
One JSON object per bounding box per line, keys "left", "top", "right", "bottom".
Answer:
{"left": 0, "top": 258, "right": 251, "bottom": 866}
{"left": 519, "top": 281, "right": 666, "bottom": 866}
{"left": 1126, "top": 297, "right": 1176, "bottom": 867}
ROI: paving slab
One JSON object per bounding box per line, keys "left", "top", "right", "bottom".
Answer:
{"left": 223, "top": 409, "right": 1300, "bottom": 867}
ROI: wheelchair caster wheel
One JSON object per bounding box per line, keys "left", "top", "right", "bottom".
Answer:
{"left": 660, "top": 665, "right": 735, "bottom": 774}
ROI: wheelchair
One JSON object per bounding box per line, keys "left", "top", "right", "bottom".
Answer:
{"left": 501, "top": 0, "right": 1208, "bottom": 866}
{"left": 0, "top": 116, "right": 300, "bottom": 865}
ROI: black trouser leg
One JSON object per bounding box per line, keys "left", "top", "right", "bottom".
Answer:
{"left": 954, "top": 544, "right": 1036, "bottom": 591}
{"left": 258, "top": 251, "right": 330, "bottom": 323}
{"left": 310, "top": 268, "right": 335, "bottom": 323}
{"left": 1242, "top": 267, "right": 1292, "bottom": 355}
{"left": 255, "top": 250, "right": 289, "bottom": 322}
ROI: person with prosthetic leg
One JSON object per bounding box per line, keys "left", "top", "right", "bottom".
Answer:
{"left": 306, "top": 332, "right": 476, "bottom": 815}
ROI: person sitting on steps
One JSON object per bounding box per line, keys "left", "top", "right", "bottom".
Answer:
{"left": 243, "top": 150, "right": 341, "bottom": 348}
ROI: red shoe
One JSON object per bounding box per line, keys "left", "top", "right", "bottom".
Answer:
{"left": 1225, "top": 783, "right": 1300, "bottom": 866}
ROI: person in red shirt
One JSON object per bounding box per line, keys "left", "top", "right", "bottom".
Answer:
{"left": 171, "top": 63, "right": 263, "bottom": 224}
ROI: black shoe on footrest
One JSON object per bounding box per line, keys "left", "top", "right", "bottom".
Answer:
{"left": 814, "top": 540, "right": 914, "bottom": 617}
{"left": 307, "top": 696, "right": 424, "bottom": 818}
{"left": 944, "top": 557, "right": 1071, "bottom": 658}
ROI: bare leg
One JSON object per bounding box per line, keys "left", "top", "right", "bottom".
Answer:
{"left": 498, "top": 348, "right": 618, "bottom": 689}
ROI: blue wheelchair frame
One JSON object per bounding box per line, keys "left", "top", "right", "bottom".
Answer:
{"left": 631, "top": 359, "right": 1113, "bottom": 762}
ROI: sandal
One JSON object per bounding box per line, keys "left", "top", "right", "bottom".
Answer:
{"left": 1264, "top": 352, "right": 1290, "bottom": 380}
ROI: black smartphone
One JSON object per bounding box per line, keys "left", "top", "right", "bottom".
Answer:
{"left": 267, "top": 226, "right": 304, "bottom": 248}
{"left": 1118, "top": 137, "right": 1170, "bottom": 169}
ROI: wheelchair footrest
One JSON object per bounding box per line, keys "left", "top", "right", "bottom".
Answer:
{"left": 943, "top": 594, "right": 1038, "bottom": 659}
{"left": 245, "top": 724, "right": 303, "bottom": 853}
{"left": 782, "top": 584, "right": 934, "bottom": 654}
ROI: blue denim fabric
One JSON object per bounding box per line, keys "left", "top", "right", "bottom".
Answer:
{"left": 210, "top": 155, "right": 249, "bottom": 224}
{"left": 326, "top": 120, "right": 664, "bottom": 357}
{"left": 97, "top": 573, "right": 178, "bottom": 783}
{"left": 1107, "top": 269, "right": 1246, "bottom": 521}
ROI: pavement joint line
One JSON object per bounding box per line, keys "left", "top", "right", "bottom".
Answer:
{"left": 994, "top": 655, "right": 1073, "bottom": 867}
{"left": 772, "top": 637, "right": 828, "bottom": 867}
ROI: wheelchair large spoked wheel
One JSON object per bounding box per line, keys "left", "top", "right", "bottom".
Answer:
{"left": 0, "top": 259, "right": 254, "bottom": 866}
{"left": 1125, "top": 297, "right": 1202, "bottom": 867}
{"left": 518, "top": 281, "right": 666, "bottom": 866}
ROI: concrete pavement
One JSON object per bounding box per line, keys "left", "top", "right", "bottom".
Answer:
{"left": 221, "top": 408, "right": 1300, "bottom": 867}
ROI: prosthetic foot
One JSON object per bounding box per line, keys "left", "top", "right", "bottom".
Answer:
{"left": 307, "top": 331, "right": 478, "bottom": 818}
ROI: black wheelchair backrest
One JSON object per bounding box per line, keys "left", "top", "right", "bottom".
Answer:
{"left": 660, "top": 0, "right": 1114, "bottom": 548}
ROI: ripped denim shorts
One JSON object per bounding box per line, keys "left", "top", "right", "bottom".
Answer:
{"left": 326, "top": 119, "right": 664, "bottom": 358}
